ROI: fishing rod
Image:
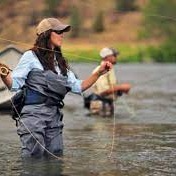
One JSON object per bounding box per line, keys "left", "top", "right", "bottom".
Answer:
{"left": 0, "top": 64, "right": 12, "bottom": 76}
{"left": 0, "top": 11, "right": 176, "bottom": 160}
{"left": 0, "top": 37, "right": 98, "bottom": 61}
{"left": 1, "top": 55, "right": 176, "bottom": 161}
{"left": 0, "top": 65, "right": 65, "bottom": 160}
{"left": 0, "top": 66, "right": 9, "bottom": 76}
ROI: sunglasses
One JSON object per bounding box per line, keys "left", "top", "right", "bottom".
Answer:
{"left": 53, "top": 30, "right": 63, "bottom": 35}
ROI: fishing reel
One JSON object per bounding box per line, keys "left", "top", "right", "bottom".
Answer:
{"left": 0, "top": 65, "right": 10, "bottom": 76}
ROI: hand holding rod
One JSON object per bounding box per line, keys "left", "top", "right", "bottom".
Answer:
{"left": 0, "top": 63, "right": 11, "bottom": 76}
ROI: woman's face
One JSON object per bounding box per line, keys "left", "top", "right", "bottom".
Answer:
{"left": 50, "top": 31, "right": 63, "bottom": 48}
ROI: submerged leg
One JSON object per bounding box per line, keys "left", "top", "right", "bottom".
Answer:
{"left": 20, "top": 132, "right": 45, "bottom": 158}
{"left": 44, "top": 127, "right": 63, "bottom": 157}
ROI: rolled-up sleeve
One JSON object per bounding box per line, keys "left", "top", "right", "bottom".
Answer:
{"left": 67, "top": 70, "right": 82, "bottom": 94}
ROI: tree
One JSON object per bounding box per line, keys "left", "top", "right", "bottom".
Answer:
{"left": 92, "top": 11, "right": 105, "bottom": 33}
{"left": 44, "top": 0, "right": 62, "bottom": 17}
{"left": 143, "top": 0, "right": 176, "bottom": 62}
{"left": 28, "top": 10, "right": 39, "bottom": 26}
{"left": 143, "top": 0, "right": 176, "bottom": 39}
{"left": 69, "top": 6, "right": 82, "bottom": 38}
{"left": 0, "top": 0, "right": 7, "bottom": 4}
{"left": 115, "top": 0, "right": 138, "bottom": 12}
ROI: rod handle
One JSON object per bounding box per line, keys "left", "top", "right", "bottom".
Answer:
{"left": 0, "top": 66, "right": 9, "bottom": 76}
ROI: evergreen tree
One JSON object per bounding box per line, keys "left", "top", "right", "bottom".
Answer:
{"left": 28, "top": 10, "right": 39, "bottom": 26}
{"left": 92, "top": 11, "right": 105, "bottom": 33}
{"left": 115, "top": 0, "right": 137, "bottom": 12}
{"left": 143, "top": 0, "right": 176, "bottom": 62}
{"left": 70, "top": 6, "right": 82, "bottom": 38}
{"left": 44, "top": 0, "right": 62, "bottom": 17}
{"left": 144, "top": 0, "right": 176, "bottom": 39}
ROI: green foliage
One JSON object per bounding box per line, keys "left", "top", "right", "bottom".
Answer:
{"left": 0, "top": 0, "right": 8, "bottom": 5}
{"left": 147, "top": 41, "right": 176, "bottom": 63}
{"left": 115, "top": 0, "right": 138, "bottom": 12}
{"left": 69, "top": 6, "right": 82, "bottom": 38}
{"left": 63, "top": 49, "right": 100, "bottom": 62}
{"left": 92, "top": 11, "right": 105, "bottom": 33}
{"left": 63, "top": 45, "right": 148, "bottom": 63}
{"left": 44, "top": 0, "right": 62, "bottom": 17}
{"left": 142, "top": 0, "right": 176, "bottom": 62}
{"left": 0, "top": 0, "right": 5, "bottom": 4}
{"left": 143, "top": 0, "right": 176, "bottom": 38}
{"left": 120, "top": 53, "right": 144, "bottom": 63}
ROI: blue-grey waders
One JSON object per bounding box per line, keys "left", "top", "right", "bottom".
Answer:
{"left": 17, "top": 69, "right": 70, "bottom": 158}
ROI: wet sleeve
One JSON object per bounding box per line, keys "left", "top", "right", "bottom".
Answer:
{"left": 67, "top": 70, "right": 83, "bottom": 94}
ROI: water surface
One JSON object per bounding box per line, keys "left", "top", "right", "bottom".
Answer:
{"left": 0, "top": 63, "right": 176, "bottom": 176}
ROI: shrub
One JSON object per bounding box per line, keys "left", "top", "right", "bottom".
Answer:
{"left": 147, "top": 42, "right": 176, "bottom": 62}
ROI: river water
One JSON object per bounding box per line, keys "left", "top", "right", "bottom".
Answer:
{"left": 0, "top": 63, "right": 176, "bottom": 176}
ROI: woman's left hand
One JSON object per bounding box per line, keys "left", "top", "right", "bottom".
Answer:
{"left": 97, "top": 61, "right": 112, "bottom": 76}
{"left": 0, "top": 62, "right": 11, "bottom": 77}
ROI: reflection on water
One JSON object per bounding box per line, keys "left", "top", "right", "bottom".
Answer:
{"left": 21, "top": 158, "right": 65, "bottom": 176}
{"left": 1, "top": 116, "right": 176, "bottom": 176}
{"left": 0, "top": 64, "right": 176, "bottom": 176}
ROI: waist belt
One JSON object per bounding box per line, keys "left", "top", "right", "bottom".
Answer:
{"left": 25, "top": 88, "right": 64, "bottom": 108}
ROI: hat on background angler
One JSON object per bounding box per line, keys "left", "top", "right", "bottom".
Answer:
{"left": 99, "top": 47, "right": 119, "bottom": 59}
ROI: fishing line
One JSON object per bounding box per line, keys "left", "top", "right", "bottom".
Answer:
{"left": 1, "top": 52, "right": 176, "bottom": 162}
{"left": 0, "top": 9, "right": 176, "bottom": 61}
{"left": 8, "top": 88, "right": 64, "bottom": 160}
{"left": 117, "top": 97, "right": 136, "bottom": 118}
{"left": 6, "top": 85, "right": 84, "bottom": 161}
{"left": 1, "top": 49, "right": 176, "bottom": 161}
{"left": 116, "top": 70, "right": 176, "bottom": 123}
{"left": 1, "top": 48, "right": 176, "bottom": 162}
{"left": 0, "top": 36, "right": 116, "bottom": 159}
{"left": 144, "top": 14, "right": 176, "bottom": 22}
{"left": 107, "top": 68, "right": 176, "bottom": 158}
{"left": 0, "top": 10, "right": 176, "bottom": 160}
{"left": 0, "top": 35, "right": 135, "bottom": 160}
{"left": 78, "top": 1, "right": 176, "bottom": 22}
{"left": 108, "top": 85, "right": 116, "bottom": 158}
{"left": 0, "top": 36, "right": 98, "bottom": 62}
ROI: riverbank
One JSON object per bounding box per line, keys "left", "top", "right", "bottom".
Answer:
{"left": 62, "top": 42, "right": 152, "bottom": 63}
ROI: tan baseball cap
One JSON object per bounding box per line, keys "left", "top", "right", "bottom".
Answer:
{"left": 36, "top": 18, "right": 71, "bottom": 35}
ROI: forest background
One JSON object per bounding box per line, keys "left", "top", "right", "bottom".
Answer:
{"left": 0, "top": 0, "right": 175, "bottom": 63}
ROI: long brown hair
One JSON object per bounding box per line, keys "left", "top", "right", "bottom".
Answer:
{"left": 31, "top": 30, "right": 69, "bottom": 76}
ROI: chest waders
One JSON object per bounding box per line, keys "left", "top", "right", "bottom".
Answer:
{"left": 17, "top": 69, "right": 70, "bottom": 158}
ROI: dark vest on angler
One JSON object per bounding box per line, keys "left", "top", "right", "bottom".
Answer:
{"left": 11, "top": 68, "right": 71, "bottom": 125}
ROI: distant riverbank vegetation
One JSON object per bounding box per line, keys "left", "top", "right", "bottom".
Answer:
{"left": 142, "top": 0, "right": 176, "bottom": 63}
{"left": 0, "top": 0, "right": 175, "bottom": 63}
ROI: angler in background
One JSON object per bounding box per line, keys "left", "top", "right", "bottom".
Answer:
{"left": 0, "top": 18, "right": 112, "bottom": 158}
{"left": 84, "top": 47, "right": 131, "bottom": 117}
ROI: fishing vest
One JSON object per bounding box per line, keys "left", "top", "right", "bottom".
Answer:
{"left": 24, "top": 68, "right": 71, "bottom": 106}
{"left": 12, "top": 68, "right": 71, "bottom": 125}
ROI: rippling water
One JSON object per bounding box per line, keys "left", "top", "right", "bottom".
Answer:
{"left": 0, "top": 64, "right": 176, "bottom": 176}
